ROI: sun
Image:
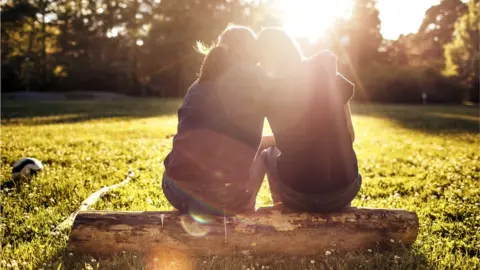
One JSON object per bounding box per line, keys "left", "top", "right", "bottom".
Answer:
{"left": 274, "top": 0, "right": 353, "bottom": 43}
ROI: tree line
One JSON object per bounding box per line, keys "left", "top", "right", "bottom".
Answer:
{"left": 1, "top": 0, "right": 478, "bottom": 102}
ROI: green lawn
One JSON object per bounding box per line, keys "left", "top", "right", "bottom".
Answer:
{"left": 1, "top": 100, "right": 479, "bottom": 269}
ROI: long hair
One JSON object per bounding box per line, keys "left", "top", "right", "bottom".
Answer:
{"left": 257, "top": 28, "right": 303, "bottom": 73}
{"left": 197, "top": 45, "right": 231, "bottom": 83}
{"left": 197, "top": 25, "right": 257, "bottom": 83}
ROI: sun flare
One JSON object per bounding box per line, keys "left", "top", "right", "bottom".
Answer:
{"left": 275, "top": 0, "right": 353, "bottom": 43}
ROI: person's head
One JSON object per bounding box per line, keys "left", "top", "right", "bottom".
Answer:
{"left": 217, "top": 25, "right": 258, "bottom": 65}
{"left": 257, "top": 28, "right": 303, "bottom": 74}
{"left": 197, "top": 25, "right": 257, "bottom": 83}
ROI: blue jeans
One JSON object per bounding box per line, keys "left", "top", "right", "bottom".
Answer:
{"left": 250, "top": 147, "right": 362, "bottom": 212}
{"left": 163, "top": 147, "right": 361, "bottom": 215}
{"left": 162, "top": 172, "right": 262, "bottom": 216}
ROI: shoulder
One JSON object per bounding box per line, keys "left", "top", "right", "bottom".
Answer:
{"left": 186, "top": 80, "right": 218, "bottom": 94}
{"left": 307, "top": 50, "right": 338, "bottom": 64}
{"left": 305, "top": 50, "right": 338, "bottom": 76}
{"left": 183, "top": 80, "right": 216, "bottom": 104}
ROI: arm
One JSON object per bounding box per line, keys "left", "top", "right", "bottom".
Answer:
{"left": 344, "top": 102, "right": 355, "bottom": 143}
{"left": 309, "top": 52, "right": 355, "bottom": 142}
{"left": 335, "top": 73, "right": 355, "bottom": 143}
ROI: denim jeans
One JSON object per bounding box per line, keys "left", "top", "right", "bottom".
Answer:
{"left": 250, "top": 147, "right": 362, "bottom": 212}
{"left": 162, "top": 171, "right": 263, "bottom": 216}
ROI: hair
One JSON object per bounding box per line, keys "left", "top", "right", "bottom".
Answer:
{"left": 257, "top": 27, "right": 303, "bottom": 73}
{"left": 197, "top": 25, "right": 257, "bottom": 83}
{"left": 197, "top": 45, "right": 231, "bottom": 83}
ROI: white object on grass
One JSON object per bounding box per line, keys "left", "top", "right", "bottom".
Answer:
{"left": 12, "top": 157, "right": 44, "bottom": 181}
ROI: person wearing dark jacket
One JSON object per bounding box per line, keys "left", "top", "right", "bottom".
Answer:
{"left": 251, "top": 28, "right": 361, "bottom": 212}
{"left": 163, "top": 26, "right": 267, "bottom": 216}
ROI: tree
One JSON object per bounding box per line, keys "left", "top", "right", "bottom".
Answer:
{"left": 340, "top": 0, "right": 382, "bottom": 90}
{"left": 1, "top": 1, "right": 38, "bottom": 91}
{"left": 1, "top": 0, "right": 266, "bottom": 95}
{"left": 1, "top": 0, "right": 62, "bottom": 91}
{"left": 443, "top": 0, "right": 479, "bottom": 102}
{"left": 417, "top": 0, "right": 468, "bottom": 68}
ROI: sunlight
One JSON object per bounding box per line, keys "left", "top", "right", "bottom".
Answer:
{"left": 275, "top": 0, "right": 353, "bottom": 43}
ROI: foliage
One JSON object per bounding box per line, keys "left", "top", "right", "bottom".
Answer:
{"left": 345, "top": 0, "right": 382, "bottom": 70}
{"left": 356, "top": 65, "right": 467, "bottom": 103}
{"left": 417, "top": 0, "right": 468, "bottom": 63}
{"left": 378, "top": 0, "right": 468, "bottom": 73}
{"left": 443, "top": 0, "right": 479, "bottom": 102}
{"left": 0, "top": 0, "right": 474, "bottom": 102}
{"left": 1, "top": 0, "right": 263, "bottom": 95}
{"left": 1, "top": 100, "right": 479, "bottom": 269}
{"left": 1, "top": 0, "right": 57, "bottom": 91}
{"left": 303, "top": 0, "right": 383, "bottom": 79}
{"left": 0, "top": 0, "right": 390, "bottom": 101}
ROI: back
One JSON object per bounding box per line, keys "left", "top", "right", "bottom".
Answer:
{"left": 164, "top": 64, "right": 266, "bottom": 187}
{"left": 266, "top": 51, "right": 358, "bottom": 193}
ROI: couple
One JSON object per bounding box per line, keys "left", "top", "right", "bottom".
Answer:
{"left": 162, "top": 25, "right": 361, "bottom": 216}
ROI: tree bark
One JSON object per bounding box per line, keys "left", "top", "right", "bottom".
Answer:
{"left": 68, "top": 207, "right": 419, "bottom": 255}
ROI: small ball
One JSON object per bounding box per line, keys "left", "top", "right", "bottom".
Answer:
{"left": 12, "top": 157, "right": 44, "bottom": 181}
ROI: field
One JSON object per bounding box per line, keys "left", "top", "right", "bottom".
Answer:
{"left": 1, "top": 100, "right": 479, "bottom": 269}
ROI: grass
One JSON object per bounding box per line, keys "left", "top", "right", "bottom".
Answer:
{"left": 1, "top": 99, "right": 479, "bottom": 269}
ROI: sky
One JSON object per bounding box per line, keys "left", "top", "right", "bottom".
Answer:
{"left": 377, "top": 0, "right": 441, "bottom": 40}
{"left": 277, "top": 0, "right": 443, "bottom": 41}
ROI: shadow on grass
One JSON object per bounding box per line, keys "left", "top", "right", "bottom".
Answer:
{"left": 3, "top": 100, "right": 478, "bottom": 135}
{"left": 351, "top": 104, "right": 479, "bottom": 134}
{"left": 1, "top": 99, "right": 182, "bottom": 125}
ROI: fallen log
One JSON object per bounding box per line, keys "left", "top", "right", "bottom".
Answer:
{"left": 68, "top": 207, "right": 418, "bottom": 255}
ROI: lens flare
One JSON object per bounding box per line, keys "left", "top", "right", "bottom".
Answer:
{"left": 145, "top": 246, "right": 193, "bottom": 270}
{"left": 180, "top": 215, "right": 211, "bottom": 237}
{"left": 189, "top": 212, "right": 215, "bottom": 224}
{"left": 275, "top": 0, "right": 353, "bottom": 42}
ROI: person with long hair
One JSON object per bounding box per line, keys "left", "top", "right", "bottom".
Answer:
{"left": 162, "top": 25, "right": 267, "bottom": 216}
{"left": 252, "top": 28, "right": 360, "bottom": 212}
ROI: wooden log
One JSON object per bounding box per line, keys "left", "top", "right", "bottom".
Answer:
{"left": 68, "top": 207, "right": 419, "bottom": 255}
